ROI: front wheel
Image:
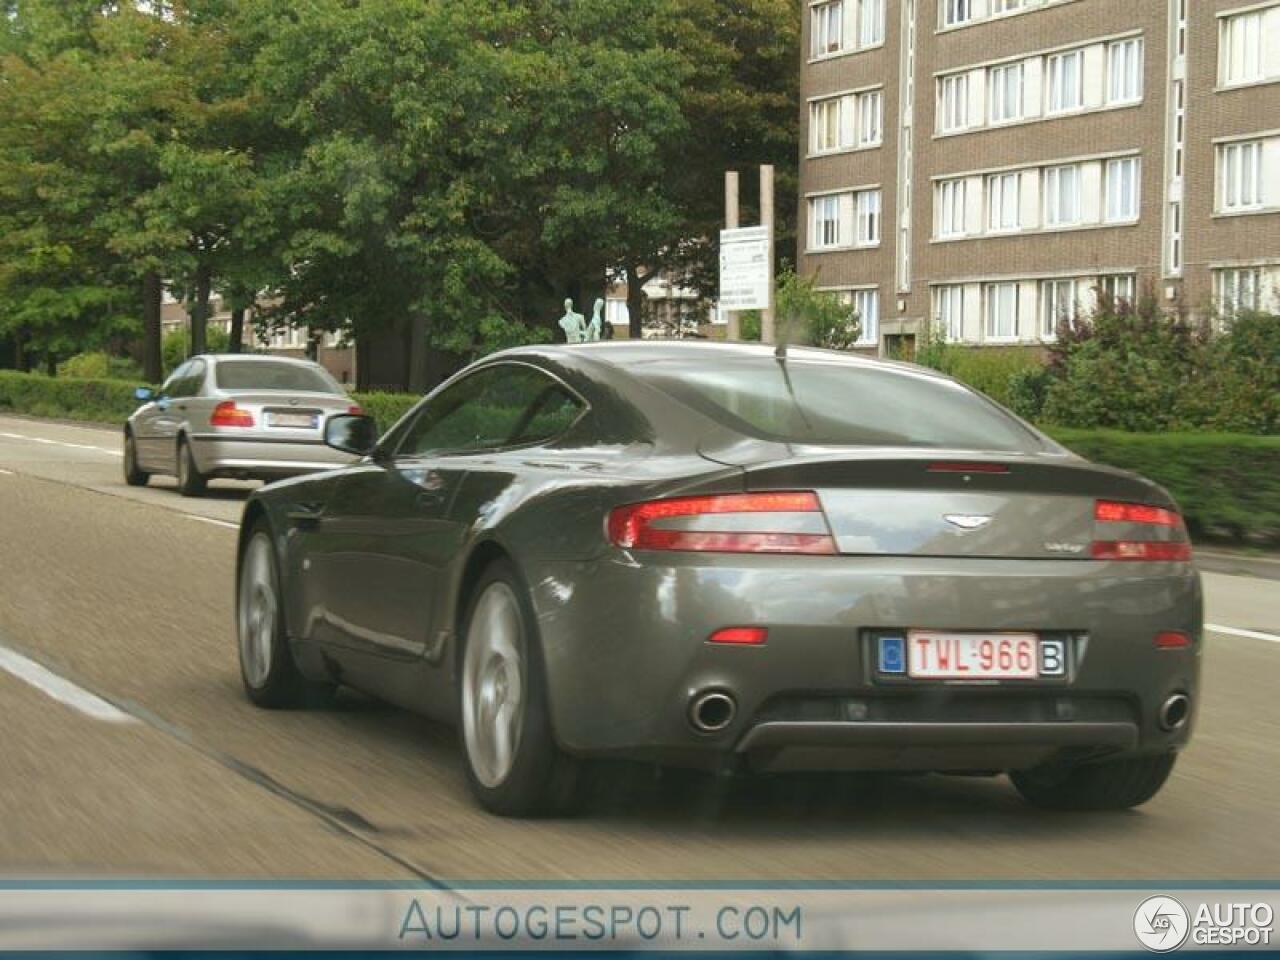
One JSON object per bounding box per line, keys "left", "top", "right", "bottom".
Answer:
{"left": 458, "top": 560, "right": 579, "bottom": 817}
{"left": 1011, "top": 752, "right": 1177, "bottom": 811}
{"left": 123, "top": 431, "right": 149, "bottom": 487}
{"left": 176, "top": 437, "right": 207, "bottom": 497}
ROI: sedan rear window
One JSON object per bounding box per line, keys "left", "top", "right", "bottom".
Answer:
{"left": 214, "top": 360, "right": 340, "bottom": 394}
{"left": 630, "top": 357, "right": 1044, "bottom": 452}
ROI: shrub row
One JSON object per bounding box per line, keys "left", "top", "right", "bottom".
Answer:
{"left": 2, "top": 370, "right": 1276, "bottom": 543}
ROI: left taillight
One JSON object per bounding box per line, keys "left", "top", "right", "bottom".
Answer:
{"left": 607, "top": 491, "right": 837, "bottom": 555}
{"left": 1092, "top": 499, "right": 1191, "bottom": 562}
{"left": 210, "top": 401, "right": 255, "bottom": 428}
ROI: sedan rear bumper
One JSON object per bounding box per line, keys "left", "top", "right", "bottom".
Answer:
{"left": 189, "top": 434, "right": 353, "bottom": 478}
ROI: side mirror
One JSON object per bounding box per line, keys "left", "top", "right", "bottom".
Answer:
{"left": 324, "top": 413, "right": 379, "bottom": 457}
{"left": 134, "top": 386, "right": 155, "bottom": 402}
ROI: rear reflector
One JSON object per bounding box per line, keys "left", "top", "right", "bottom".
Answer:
{"left": 1092, "top": 541, "right": 1192, "bottom": 562}
{"left": 927, "top": 461, "right": 1011, "bottom": 474}
{"left": 1095, "top": 500, "right": 1181, "bottom": 527}
{"left": 708, "top": 627, "right": 768, "bottom": 645}
{"left": 1155, "top": 631, "right": 1192, "bottom": 649}
{"left": 209, "top": 401, "right": 255, "bottom": 428}
{"left": 607, "top": 492, "right": 836, "bottom": 555}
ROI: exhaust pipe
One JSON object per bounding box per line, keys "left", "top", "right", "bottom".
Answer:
{"left": 689, "top": 690, "right": 737, "bottom": 734}
{"left": 1159, "top": 693, "right": 1190, "bottom": 731}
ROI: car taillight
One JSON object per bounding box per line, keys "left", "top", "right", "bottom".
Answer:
{"left": 348, "top": 405, "right": 363, "bottom": 415}
{"left": 1092, "top": 499, "right": 1190, "bottom": 562}
{"left": 709, "top": 627, "right": 768, "bottom": 645}
{"left": 210, "top": 401, "right": 255, "bottom": 428}
{"left": 607, "top": 491, "right": 836, "bottom": 555}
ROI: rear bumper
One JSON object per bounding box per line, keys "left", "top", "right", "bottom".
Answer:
{"left": 189, "top": 434, "right": 353, "bottom": 477}
{"left": 523, "top": 553, "right": 1202, "bottom": 771}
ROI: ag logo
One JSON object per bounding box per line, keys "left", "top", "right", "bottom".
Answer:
{"left": 1134, "top": 896, "right": 1190, "bottom": 952}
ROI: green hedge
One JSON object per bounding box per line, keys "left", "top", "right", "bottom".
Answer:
{"left": 2, "top": 370, "right": 1276, "bottom": 543}
{"left": 1048, "top": 428, "right": 1280, "bottom": 544}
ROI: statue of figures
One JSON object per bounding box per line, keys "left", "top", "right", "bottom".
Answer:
{"left": 586, "top": 298, "right": 605, "bottom": 342}
{"left": 558, "top": 298, "right": 587, "bottom": 343}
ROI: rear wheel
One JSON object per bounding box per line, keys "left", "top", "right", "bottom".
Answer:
{"left": 176, "top": 436, "right": 207, "bottom": 497}
{"left": 123, "top": 430, "right": 149, "bottom": 487}
{"left": 1011, "top": 752, "right": 1177, "bottom": 811}
{"left": 237, "top": 526, "right": 334, "bottom": 708}
{"left": 458, "top": 560, "right": 579, "bottom": 817}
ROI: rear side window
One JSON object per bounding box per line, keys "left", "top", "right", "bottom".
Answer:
{"left": 630, "top": 357, "right": 1043, "bottom": 452}
{"left": 397, "top": 364, "right": 584, "bottom": 457}
{"left": 215, "top": 360, "right": 339, "bottom": 394}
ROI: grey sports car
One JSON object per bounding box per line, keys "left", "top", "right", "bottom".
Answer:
{"left": 125, "top": 354, "right": 358, "bottom": 495}
{"left": 234, "top": 342, "right": 1201, "bottom": 816}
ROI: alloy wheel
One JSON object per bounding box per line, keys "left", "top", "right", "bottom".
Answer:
{"left": 238, "top": 534, "right": 277, "bottom": 689}
{"left": 461, "top": 582, "right": 526, "bottom": 788}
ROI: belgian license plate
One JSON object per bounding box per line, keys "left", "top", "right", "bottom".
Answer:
{"left": 267, "top": 412, "right": 316, "bottom": 429}
{"left": 892, "top": 630, "right": 1061, "bottom": 680}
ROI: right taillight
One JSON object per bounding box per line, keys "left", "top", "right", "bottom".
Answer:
{"left": 1092, "top": 499, "right": 1191, "bottom": 562}
{"left": 607, "top": 491, "right": 837, "bottom": 555}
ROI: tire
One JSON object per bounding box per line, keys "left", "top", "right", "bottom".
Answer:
{"left": 458, "top": 559, "right": 579, "bottom": 817}
{"left": 176, "top": 436, "right": 207, "bottom": 497}
{"left": 237, "top": 524, "right": 334, "bottom": 709}
{"left": 1011, "top": 752, "right": 1177, "bottom": 811}
{"left": 123, "top": 430, "right": 149, "bottom": 487}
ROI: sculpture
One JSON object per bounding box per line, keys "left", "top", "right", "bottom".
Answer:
{"left": 558, "top": 298, "right": 587, "bottom": 343}
{"left": 587, "top": 298, "right": 605, "bottom": 342}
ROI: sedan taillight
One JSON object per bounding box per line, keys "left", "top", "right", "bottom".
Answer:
{"left": 210, "top": 401, "right": 255, "bottom": 428}
{"left": 1092, "top": 499, "right": 1190, "bottom": 562}
{"left": 607, "top": 491, "right": 836, "bottom": 555}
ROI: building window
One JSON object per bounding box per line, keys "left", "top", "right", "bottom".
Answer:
{"left": 984, "top": 282, "right": 1019, "bottom": 340}
{"left": 860, "top": 0, "right": 885, "bottom": 47}
{"left": 810, "top": 96, "right": 844, "bottom": 153}
{"left": 1108, "top": 38, "right": 1144, "bottom": 104}
{"left": 1220, "top": 10, "right": 1266, "bottom": 86}
{"left": 1168, "top": 201, "right": 1183, "bottom": 274}
{"left": 856, "top": 189, "right": 882, "bottom": 245}
{"left": 810, "top": 194, "right": 843, "bottom": 249}
{"left": 988, "top": 62, "right": 1025, "bottom": 124}
{"left": 1098, "top": 274, "right": 1136, "bottom": 308}
{"left": 942, "top": 0, "right": 972, "bottom": 28}
{"left": 1043, "top": 164, "right": 1082, "bottom": 227}
{"left": 856, "top": 89, "right": 883, "bottom": 146}
{"left": 1218, "top": 140, "right": 1263, "bottom": 212}
{"left": 1039, "top": 279, "right": 1078, "bottom": 339}
{"left": 1105, "top": 157, "right": 1141, "bottom": 222}
{"left": 853, "top": 288, "right": 879, "bottom": 344}
{"left": 811, "top": 1, "right": 844, "bottom": 58}
{"left": 936, "top": 178, "right": 967, "bottom": 238}
{"left": 934, "top": 285, "right": 965, "bottom": 341}
{"left": 1215, "top": 268, "right": 1263, "bottom": 314}
{"left": 939, "top": 74, "right": 970, "bottom": 132}
{"left": 1046, "top": 50, "right": 1084, "bottom": 114}
{"left": 987, "top": 172, "right": 1021, "bottom": 232}
{"left": 991, "top": 0, "right": 1024, "bottom": 14}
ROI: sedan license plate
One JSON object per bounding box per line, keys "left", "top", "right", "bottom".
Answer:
{"left": 883, "top": 630, "right": 1064, "bottom": 680}
{"left": 266, "top": 411, "right": 317, "bottom": 429}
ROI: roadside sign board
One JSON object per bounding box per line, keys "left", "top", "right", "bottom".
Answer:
{"left": 718, "top": 226, "right": 771, "bottom": 311}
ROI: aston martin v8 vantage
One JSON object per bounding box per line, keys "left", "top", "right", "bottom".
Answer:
{"left": 234, "top": 342, "right": 1201, "bottom": 816}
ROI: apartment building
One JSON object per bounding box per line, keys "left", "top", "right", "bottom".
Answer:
{"left": 799, "top": 0, "right": 1280, "bottom": 353}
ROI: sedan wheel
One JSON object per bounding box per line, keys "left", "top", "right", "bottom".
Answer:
{"left": 176, "top": 437, "right": 207, "bottom": 497}
{"left": 123, "top": 431, "right": 149, "bottom": 487}
{"left": 458, "top": 560, "right": 578, "bottom": 816}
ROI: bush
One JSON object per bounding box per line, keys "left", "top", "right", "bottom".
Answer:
{"left": 0, "top": 370, "right": 144, "bottom": 424}
{"left": 353, "top": 390, "right": 419, "bottom": 434}
{"left": 163, "top": 327, "right": 231, "bottom": 376}
{"left": 58, "top": 351, "right": 144, "bottom": 381}
{"left": 914, "top": 334, "right": 1045, "bottom": 410}
{"left": 1049, "top": 428, "right": 1280, "bottom": 544}
{"left": 776, "top": 269, "right": 861, "bottom": 350}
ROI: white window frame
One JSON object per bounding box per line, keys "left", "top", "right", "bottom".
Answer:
{"left": 991, "top": 0, "right": 1024, "bottom": 14}
{"left": 1218, "top": 140, "right": 1264, "bottom": 212}
{"left": 1215, "top": 267, "right": 1263, "bottom": 314}
{"left": 811, "top": 0, "right": 845, "bottom": 58}
{"left": 856, "top": 89, "right": 883, "bottom": 147}
{"left": 1105, "top": 157, "right": 1141, "bottom": 223}
{"left": 942, "top": 0, "right": 973, "bottom": 28}
{"left": 1107, "top": 37, "right": 1144, "bottom": 105}
{"left": 1044, "top": 164, "right": 1082, "bottom": 227}
{"left": 984, "top": 282, "right": 1020, "bottom": 341}
{"left": 1219, "top": 10, "right": 1266, "bottom": 87}
{"left": 1046, "top": 49, "right": 1085, "bottom": 115}
{"left": 934, "top": 284, "right": 966, "bottom": 341}
{"left": 936, "top": 179, "right": 968, "bottom": 238}
{"left": 1039, "top": 278, "right": 1078, "bottom": 339}
{"left": 853, "top": 288, "right": 880, "bottom": 345}
{"left": 809, "top": 96, "right": 845, "bottom": 154}
{"left": 987, "top": 171, "right": 1022, "bottom": 233}
{"left": 988, "top": 62, "right": 1026, "bottom": 125}
{"left": 810, "top": 194, "right": 843, "bottom": 250}
{"left": 938, "top": 73, "right": 970, "bottom": 133}
{"left": 856, "top": 189, "right": 882, "bottom": 246}
{"left": 859, "top": 0, "right": 885, "bottom": 47}
{"left": 1098, "top": 274, "right": 1136, "bottom": 307}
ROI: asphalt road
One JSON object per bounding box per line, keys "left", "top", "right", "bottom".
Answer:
{"left": 1, "top": 413, "right": 1277, "bottom": 883}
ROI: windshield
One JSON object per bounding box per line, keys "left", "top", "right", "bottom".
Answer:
{"left": 630, "top": 357, "right": 1044, "bottom": 452}
{"left": 214, "top": 360, "right": 341, "bottom": 394}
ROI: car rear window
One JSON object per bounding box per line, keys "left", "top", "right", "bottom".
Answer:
{"left": 214, "top": 360, "right": 340, "bottom": 394}
{"left": 630, "top": 357, "right": 1044, "bottom": 452}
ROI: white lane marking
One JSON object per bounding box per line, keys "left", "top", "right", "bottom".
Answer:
{"left": 185, "top": 514, "right": 239, "bottom": 531}
{"left": 0, "top": 645, "right": 135, "bottom": 724}
{"left": 0, "top": 468, "right": 12, "bottom": 476}
{"left": 0, "top": 430, "right": 121, "bottom": 457}
{"left": 1207, "top": 623, "right": 1280, "bottom": 645}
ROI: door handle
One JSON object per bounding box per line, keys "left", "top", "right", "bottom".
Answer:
{"left": 287, "top": 503, "right": 325, "bottom": 529}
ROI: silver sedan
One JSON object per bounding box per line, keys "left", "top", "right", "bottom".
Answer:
{"left": 123, "top": 354, "right": 359, "bottom": 496}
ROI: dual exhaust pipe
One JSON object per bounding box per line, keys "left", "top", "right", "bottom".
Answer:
{"left": 1159, "top": 692, "right": 1191, "bottom": 732}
